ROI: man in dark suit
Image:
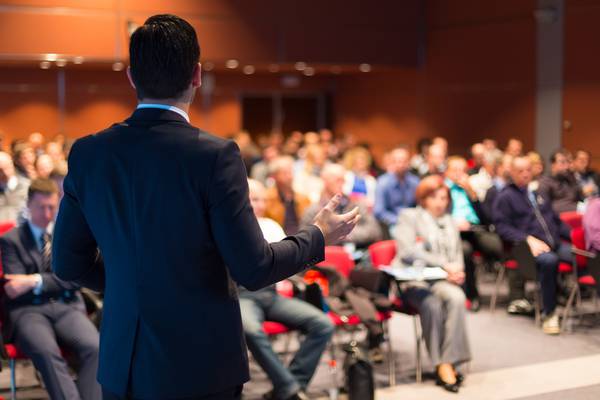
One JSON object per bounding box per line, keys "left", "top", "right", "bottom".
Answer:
{"left": 52, "top": 14, "right": 358, "bottom": 400}
{"left": 0, "top": 179, "right": 101, "bottom": 400}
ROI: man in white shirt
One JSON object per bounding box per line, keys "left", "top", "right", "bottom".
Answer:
{"left": 241, "top": 179, "right": 334, "bottom": 400}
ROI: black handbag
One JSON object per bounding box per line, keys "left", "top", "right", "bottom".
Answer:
{"left": 344, "top": 341, "right": 375, "bottom": 400}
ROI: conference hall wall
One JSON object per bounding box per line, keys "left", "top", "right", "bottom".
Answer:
{"left": 0, "top": 0, "right": 598, "bottom": 164}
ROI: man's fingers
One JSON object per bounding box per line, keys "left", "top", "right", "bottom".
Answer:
{"left": 324, "top": 194, "right": 342, "bottom": 212}
{"left": 340, "top": 206, "right": 359, "bottom": 222}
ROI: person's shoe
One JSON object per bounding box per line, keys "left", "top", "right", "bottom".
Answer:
{"left": 436, "top": 376, "right": 460, "bottom": 393}
{"left": 467, "top": 298, "right": 481, "bottom": 312}
{"left": 507, "top": 298, "right": 534, "bottom": 315}
{"left": 455, "top": 372, "right": 465, "bottom": 385}
{"left": 542, "top": 313, "right": 560, "bottom": 335}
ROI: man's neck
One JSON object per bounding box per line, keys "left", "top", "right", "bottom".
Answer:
{"left": 138, "top": 98, "right": 191, "bottom": 115}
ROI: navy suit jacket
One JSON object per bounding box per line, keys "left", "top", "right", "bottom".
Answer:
{"left": 52, "top": 108, "right": 325, "bottom": 398}
{"left": 0, "top": 223, "right": 83, "bottom": 338}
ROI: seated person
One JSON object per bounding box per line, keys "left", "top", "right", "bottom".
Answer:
{"left": 302, "top": 163, "right": 382, "bottom": 249}
{"left": 469, "top": 150, "right": 501, "bottom": 201}
{"left": 538, "top": 149, "right": 582, "bottom": 214}
{"left": 342, "top": 146, "right": 377, "bottom": 208}
{"left": 572, "top": 149, "right": 600, "bottom": 199}
{"left": 493, "top": 156, "right": 572, "bottom": 335}
{"left": 584, "top": 197, "right": 600, "bottom": 252}
{"left": 467, "top": 143, "right": 486, "bottom": 176}
{"left": 393, "top": 175, "right": 471, "bottom": 394}
{"left": 417, "top": 143, "right": 446, "bottom": 178}
{"left": 264, "top": 156, "right": 312, "bottom": 235}
{"left": 445, "top": 156, "right": 504, "bottom": 310}
{"left": 0, "top": 179, "right": 101, "bottom": 400}
{"left": 0, "top": 151, "right": 29, "bottom": 222}
{"left": 241, "top": 179, "right": 334, "bottom": 400}
{"left": 374, "top": 147, "right": 419, "bottom": 233}
{"left": 481, "top": 154, "right": 533, "bottom": 315}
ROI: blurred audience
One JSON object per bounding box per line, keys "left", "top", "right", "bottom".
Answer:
{"left": 393, "top": 175, "right": 471, "bottom": 393}
{"left": 445, "top": 157, "right": 503, "bottom": 310}
{"left": 301, "top": 164, "right": 382, "bottom": 248}
{"left": 584, "top": 197, "right": 600, "bottom": 252}
{"left": 571, "top": 149, "right": 600, "bottom": 199}
{"left": 0, "top": 151, "right": 29, "bottom": 222}
{"left": 505, "top": 138, "right": 523, "bottom": 157}
{"left": 251, "top": 145, "right": 280, "bottom": 185}
{"left": 241, "top": 179, "right": 333, "bottom": 400}
{"left": 374, "top": 147, "right": 419, "bottom": 232}
{"left": 538, "top": 149, "right": 582, "bottom": 214}
{"left": 468, "top": 143, "right": 486, "bottom": 175}
{"left": 342, "top": 146, "right": 377, "bottom": 207}
{"left": 293, "top": 144, "right": 326, "bottom": 203}
{"left": 493, "top": 156, "right": 572, "bottom": 335}
{"left": 264, "top": 156, "right": 311, "bottom": 235}
{"left": 13, "top": 142, "right": 37, "bottom": 180}
{"left": 410, "top": 137, "right": 432, "bottom": 175}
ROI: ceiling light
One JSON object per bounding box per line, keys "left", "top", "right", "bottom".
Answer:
{"left": 73, "top": 56, "right": 84, "bottom": 65}
{"left": 268, "top": 64, "right": 280, "bottom": 73}
{"left": 359, "top": 63, "right": 371, "bottom": 72}
{"left": 243, "top": 65, "right": 256, "bottom": 75}
{"left": 226, "top": 59, "right": 239, "bottom": 69}
{"left": 112, "top": 62, "right": 124, "bottom": 71}
{"left": 203, "top": 61, "right": 214, "bottom": 71}
{"left": 294, "top": 62, "right": 307, "bottom": 71}
{"left": 45, "top": 54, "right": 58, "bottom": 62}
{"left": 40, "top": 61, "right": 51, "bottom": 70}
{"left": 55, "top": 59, "right": 67, "bottom": 67}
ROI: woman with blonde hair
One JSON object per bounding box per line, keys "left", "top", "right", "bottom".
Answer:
{"left": 342, "top": 146, "right": 377, "bottom": 207}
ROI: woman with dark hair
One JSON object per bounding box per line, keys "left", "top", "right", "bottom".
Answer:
{"left": 392, "top": 175, "right": 471, "bottom": 393}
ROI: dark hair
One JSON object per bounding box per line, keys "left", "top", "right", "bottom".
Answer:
{"left": 28, "top": 178, "right": 59, "bottom": 201}
{"left": 549, "top": 148, "right": 572, "bottom": 164}
{"left": 416, "top": 137, "right": 432, "bottom": 153}
{"left": 129, "top": 14, "right": 201, "bottom": 100}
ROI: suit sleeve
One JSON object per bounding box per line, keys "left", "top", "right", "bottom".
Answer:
{"left": 0, "top": 236, "right": 25, "bottom": 276}
{"left": 52, "top": 142, "right": 105, "bottom": 291}
{"left": 207, "top": 141, "right": 324, "bottom": 291}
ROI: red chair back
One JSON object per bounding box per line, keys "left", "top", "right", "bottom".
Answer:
{"left": 571, "top": 226, "right": 588, "bottom": 269}
{"left": 317, "top": 246, "right": 355, "bottom": 278}
{"left": 560, "top": 211, "right": 583, "bottom": 230}
{"left": 368, "top": 240, "right": 397, "bottom": 268}
{"left": 0, "top": 221, "right": 16, "bottom": 236}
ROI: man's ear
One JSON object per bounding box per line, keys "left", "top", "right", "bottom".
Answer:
{"left": 126, "top": 67, "right": 136, "bottom": 89}
{"left": 191, "top": 62, "right": 202, "bottom": 88}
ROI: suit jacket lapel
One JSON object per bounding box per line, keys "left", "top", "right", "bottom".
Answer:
{"left": 19, "top": 223, "right": 42, "bottom": 272}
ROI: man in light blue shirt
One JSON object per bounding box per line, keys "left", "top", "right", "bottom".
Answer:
{"left": 374, "top": 147, "right": 420, "bottom": 232}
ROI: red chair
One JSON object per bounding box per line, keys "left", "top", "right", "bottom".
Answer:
{"left": 0, "top": 221, "right": 16, "bottom": 236}
{"left": 560, "top": 211, "right": 583, "bottom": 230}
{"left": 368, "top": 240, "right": 396, "bottom": 268}
{"left": 318, "top": 246, "right": 396, "bottom": 385}
{"left": 368, "top": 240, "right": 424, "bottom": 384}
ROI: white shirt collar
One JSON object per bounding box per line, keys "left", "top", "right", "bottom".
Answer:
{"left": 136, "top": 103, "right": 190, "bottom": 123}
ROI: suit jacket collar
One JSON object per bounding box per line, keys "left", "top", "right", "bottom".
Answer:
{"left": 125, "top": 108, "right": 190, "bottom": 125}
{"left": 18, "top": 223, "right": 42, "bottom": 271}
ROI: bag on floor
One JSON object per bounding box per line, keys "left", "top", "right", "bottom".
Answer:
{"left": 344, "top": 341, "right": 375, "bottom": 400}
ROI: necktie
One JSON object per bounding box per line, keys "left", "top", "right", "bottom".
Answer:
{"left": 41, "top": 232, "right": 52, "bottom": 273}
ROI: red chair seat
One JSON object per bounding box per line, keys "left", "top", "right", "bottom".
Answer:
{"left": 505, "top": 260, "right": 518, "bottom": 270}
{"left": 559, "top": 262, "right": 573, "bottom": 274}
{"left": 578, "top": 275, "right": 596, "bottom": 286}
{"left": 328, "top": 312, "right": 361, "bottom": 326}
{"left": 377, "top": 311, "right": 392, "bottom": 321}
{"left": 262, "top": 321, "right": 290, "bottom": 335}
{"left": 4, "top": 344, "right": 26, "bottom": 359}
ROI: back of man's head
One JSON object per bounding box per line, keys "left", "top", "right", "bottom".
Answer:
{"left": 129, "top": 14, "right": 200, "bottom": 100}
